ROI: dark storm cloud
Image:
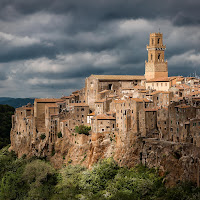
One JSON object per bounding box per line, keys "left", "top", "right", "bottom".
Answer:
{"left": 1, "top": 0, "right": 200, "bottom": 26}
{"left": 0, "top": 0, "right": 199, "bottom": 98}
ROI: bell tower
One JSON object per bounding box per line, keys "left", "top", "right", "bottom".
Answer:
{"left": 145, "top": 32, "right": 168, "bottom": 80}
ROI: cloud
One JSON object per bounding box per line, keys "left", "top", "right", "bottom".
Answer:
{"left": 0, "top": 1, "right": 199, "bottom": 97}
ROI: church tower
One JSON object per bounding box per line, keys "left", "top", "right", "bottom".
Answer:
{"left": 145, "top": 32, "right": 168, "bottom": 80}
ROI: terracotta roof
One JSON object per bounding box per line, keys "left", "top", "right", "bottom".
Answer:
{"left": 133, "top": 85, "right": 146, "bottom": 90}
{"left": 91, "top": 75, "right": 145, "bottom": 80}
{"left": 88, "top": 112, "right": 95, "bottom": 116}
{"left": 93, "top": 114, "right": 116, "bottom": 120}
{"left": 72, "top": 90, "right": 79, "bottom": 94}
{"left": 147, "top": 77, "right": 170, "bottom": 82}
{"left": 139, "top": 90, "right": 148, "bottom": 93}
{"left": 109, "top": 95, "right": 118, "bottom": 98}
{"left": 131, "top": 98, "right": 151, "bottom": 103}
{"left": 95, "top": 99, "right": 106, "bottom": 103}
{"left": 69, "top": 103, "right": 89, "bottom": 107}
{"left": 99, "top": 90, "right": 110, "bottom": 94}
{"left": 113, "top": 100, "right": 126, "bottom": 103}
{"left": 35, "top": 98, "right": 64, "bottom": 103}
{"left": 175, "top": 104, "right": 191, "bottom": 109}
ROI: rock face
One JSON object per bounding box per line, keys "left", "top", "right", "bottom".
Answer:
{"left": 10, "top": 125, "right": 200, "bottom": 187}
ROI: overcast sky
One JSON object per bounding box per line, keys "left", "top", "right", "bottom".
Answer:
{"left": 0, "top": 0, "right": 199, "bottom": 98}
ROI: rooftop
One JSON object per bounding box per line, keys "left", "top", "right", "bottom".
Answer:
{"left": 90, "top": 74, "right": 145, "bottom": 80}
{"left": 93, "top": 114, "right": 116, "bottom": 120}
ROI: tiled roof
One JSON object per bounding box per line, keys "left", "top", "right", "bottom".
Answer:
{"left": 35, "top": 98, "right": 64, "bottom": 103}
{"left": 88, "top": 112, "right": 95, "bottom": 116}
{"left": 131, "top": 98, "right": 151, "bottom": 103}
{"left": 95, "top": 99, "right": 106, "bottom": 103}
{"left": 113, "top": 100, "right": 126, "bottom": 103}
{"left": 175, "top": 104, "right": 191, "bottom": 109}
{"left": 91, "top": 75, "right": 145, "bottom": 80}
{"left": 69, "top": 103, "right": 89, "bottom": 107}
{"left": 133, "top": 85, "right": 146, "bottom": 90}
{"left": 93, "top": 114, "right": 116, "bottom": 120}
{"left": 99, "top": 90, "right": 110, "bottom": 94}
{"left": 147, "top": 77, "right": 170, "bottom": 82}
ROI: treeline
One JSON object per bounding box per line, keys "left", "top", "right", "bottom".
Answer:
{"left": 0, "top": 105, "right": 15, "bottom": 149}
{"left": 0, "top": 146, "right": 200, "bottom": 200}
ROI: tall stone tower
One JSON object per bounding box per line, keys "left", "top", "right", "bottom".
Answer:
{"left": 145, "top": 32, "right": 168, "bottom": 80}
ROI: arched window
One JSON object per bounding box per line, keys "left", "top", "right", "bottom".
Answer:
{"left": 152, "top": 38, "right": 154, "bottom": 45}
{"left": 158, "top": 38, "right": 160, "bottom": 44}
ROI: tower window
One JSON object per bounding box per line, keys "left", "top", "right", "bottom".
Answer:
{"left": 152, "top": 39, "right": 154, "bottom": 45}
{"left": 158, "top": 53, "right": 161, "bottom": 60}
{"left": 158, "top": 38, "right": 160, "bottom": 44}
{"left": 151, "top": 54, "right": 153, "bottom": 60}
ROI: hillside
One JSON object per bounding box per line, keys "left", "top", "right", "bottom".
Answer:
{"left": 0, "top": 97, "right": 35, "bottom": 108}
{"left": 0, "top": 148, "right": 199, "bottom": 200}
{"left": 0, "top": 105, "right": 15, "bottom": 149}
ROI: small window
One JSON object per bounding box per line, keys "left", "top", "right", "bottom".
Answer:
{"left": 158, "top": 38, "right": 160, "bottom": 44}
{"left": 158, "top": 53, "right": 161, "bottom": 60}
{"left": 108, "top": 84, "right": 113, "bottom": 90}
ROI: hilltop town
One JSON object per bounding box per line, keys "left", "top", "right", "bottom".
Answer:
{"left": 10, "top": 33, "right": 200, "bottom": 185}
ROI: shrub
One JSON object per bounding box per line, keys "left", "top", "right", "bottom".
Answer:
{"left": 58, "top": 131, "right": 62, "bottom": 138}
{"left": 40, "top": 133, "right": 46, "bottom": 140}
{"left": 75, "top": 125, "right": 91, "bottom": 136}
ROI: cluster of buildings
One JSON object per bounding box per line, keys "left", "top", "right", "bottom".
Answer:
{"left": 10, "top": 33, "right": 200, "bottom": 155}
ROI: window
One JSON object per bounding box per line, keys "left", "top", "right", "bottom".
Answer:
{"left": 102, "top": 129, "right": 104, "bottom": 132}
{"left": 151, "top": 54, "right": 153, "bottom": 60}
{"left": 81, "top": 108, "right": 84, "bottom": 111}
{"left": 158, "top": 38, "right": 160, "bottom": 44}
{"left": 158, "top": 53, "right": 161, "bottom": 60}
{"left": 108, "top": 84, "right": 113, "bottom": 90}
{"left": 152, "top": 38, "right": 154, "bottom": 45}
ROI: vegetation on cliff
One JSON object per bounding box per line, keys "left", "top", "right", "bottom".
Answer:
{"left": 0, "top": 105, "right": 15, "bottom": 149}
{"left": 0, "top": 146, "right": 200, "bottom": 200}
{"left": 75, "top": 125, "right": 91, "bottom": 135}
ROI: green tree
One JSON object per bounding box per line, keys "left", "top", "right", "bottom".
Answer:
{"left": 75, "top": 125, "right": 91, "bottom": 136}
{"left": 0, "top": 105, "right": 15, "bottom": 149}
